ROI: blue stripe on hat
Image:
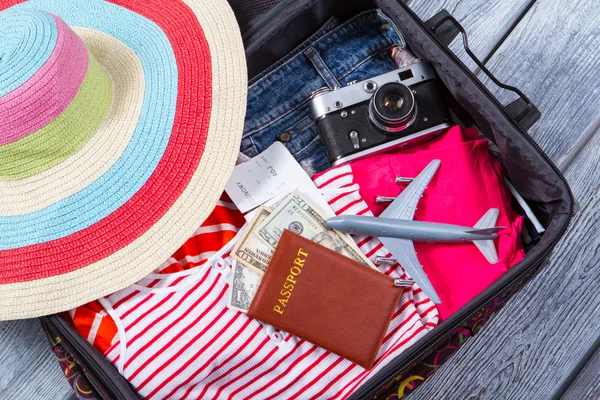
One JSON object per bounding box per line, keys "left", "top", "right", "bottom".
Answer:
{"left": 0, "top": 0, "right": 178, "bottom": 249}
{"left": 0, "top": 9, "right": 57, "bottom": 96}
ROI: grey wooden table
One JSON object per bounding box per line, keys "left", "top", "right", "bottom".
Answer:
{"left": 1, "top": 0, "right": 599, "bottom": 399}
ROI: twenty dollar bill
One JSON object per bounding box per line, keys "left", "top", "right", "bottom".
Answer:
{"left": 257, "top": 190, "right": 375, "bottom": 268}
{"left": 232, "top": 206, "right": 273, "bottom": 273}
{"left": 227, "top": 260, "right": 263, "bottom": 313}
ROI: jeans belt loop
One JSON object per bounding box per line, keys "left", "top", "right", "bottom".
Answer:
{"left": 303, "top": 46, "right": 342, "bottom": 90}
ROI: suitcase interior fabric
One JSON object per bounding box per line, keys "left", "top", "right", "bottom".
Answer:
{"left": 42, "top": 0, "right": 573, "bottom": 399}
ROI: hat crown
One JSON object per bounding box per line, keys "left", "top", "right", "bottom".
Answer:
{"left": 0, "top": 0, "right": 247, "bottom": 320}
{"left": 0, "top": 9, "right": 112, "bottom": 180}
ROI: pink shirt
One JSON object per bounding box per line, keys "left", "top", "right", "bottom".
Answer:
{"left": 314, "top": 125, "right": 525, "bottom": 319}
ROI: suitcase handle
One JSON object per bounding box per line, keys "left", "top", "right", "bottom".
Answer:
{"left": 426, "top": 10, "right": 541, "bottom": 131}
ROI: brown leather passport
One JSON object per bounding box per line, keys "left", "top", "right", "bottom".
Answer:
{"left": 247, "top": 230, "right": 403, "bottom": 369}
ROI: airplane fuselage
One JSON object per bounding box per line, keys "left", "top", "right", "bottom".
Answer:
{"left": 328, "top": 215, "right": 498, "bottom": 243}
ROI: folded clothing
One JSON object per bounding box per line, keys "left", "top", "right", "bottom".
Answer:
{"left": 313, "top": 125, "right": 525, "bottom": 319}
{"left": 64, "top": 193, "right": 246, "bottom": 354}
{"left": 63, "top": 12, "right": 441, "bottom": 398}
{"left": 65, "top": 192, "right": 438, "bottom": 399}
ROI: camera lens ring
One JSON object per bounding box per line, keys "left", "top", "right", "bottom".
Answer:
{"left": 369, "top": 82, "right": 417, "bottom": 134}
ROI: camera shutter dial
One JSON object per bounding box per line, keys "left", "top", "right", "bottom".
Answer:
{"left": 363, "top": 80, "right": 378, "bottom": 93}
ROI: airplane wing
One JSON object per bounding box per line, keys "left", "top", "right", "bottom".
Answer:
{"left": 380, "top": 160, "right": 441, "bottom": 221}
{"left": 379, "top": 236, "right": 441, "bottom": 304}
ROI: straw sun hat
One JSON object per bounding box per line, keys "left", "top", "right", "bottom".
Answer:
{"left": 0, "top": 0, "right": 247, "bottom": 319}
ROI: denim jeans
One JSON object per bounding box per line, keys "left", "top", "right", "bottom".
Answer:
{"left": 240, "top": 9, "right": 405, "bottom": 175}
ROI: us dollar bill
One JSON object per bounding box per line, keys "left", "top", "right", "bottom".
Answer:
{"left": 227, "top": 260, "right": 263, "bottom": 313}
{"left": 232, "top": 206, "right": 273, "bottom": 273}
{"left": 257, "top": 190, "right": 375, "bottom": 268}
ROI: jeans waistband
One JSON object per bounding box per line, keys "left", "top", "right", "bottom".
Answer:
{"left": 243, "top": 9, "right": 404, "bottom": 137}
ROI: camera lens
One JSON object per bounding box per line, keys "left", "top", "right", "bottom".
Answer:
{"left": 369, "top": 82, "right": 416, "bottom": 133}
{"left": 382, "top": 94, "right": 404, "bottom": 112}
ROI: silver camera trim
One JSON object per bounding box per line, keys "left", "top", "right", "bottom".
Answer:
{"left": 331, "top": 122, "right": 452, "bottom": 166}
{"left": 309, "top": 62, "right": 437, "bottom": 121}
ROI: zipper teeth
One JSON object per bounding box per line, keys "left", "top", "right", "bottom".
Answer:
{"left": 366, "top": 260, "right": 543, "bottom": 398}
{"left": 44, "top": 317, "right": 113, "bottom": 400}
{"left": 359, "top": 2, "right": 575, "bottom": 398}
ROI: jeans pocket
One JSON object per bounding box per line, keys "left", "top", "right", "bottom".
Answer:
{"left": 239, "top": 136, "right": 257, "bottom": 158}
{"left": 242, "top": 9, "right": 407, "bottom": 176}
{"left": 244, "top": 111, "right": 331, "bottom": 175}
{"left": 279, "top": 115, "right": 330, "bottom": 174}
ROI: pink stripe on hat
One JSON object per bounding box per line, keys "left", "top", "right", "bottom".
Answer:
{"left": 0, "top": 14, "right": 89, "bottom": 145}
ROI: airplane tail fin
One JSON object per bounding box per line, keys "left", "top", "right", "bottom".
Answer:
{"left": 472, "top": 209, "right": 500, "bottom": 264}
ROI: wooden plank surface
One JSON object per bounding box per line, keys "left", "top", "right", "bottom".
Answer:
{"left": 2, "top": 0, "right": 599, "bottom": 399}
{"left": 406, "top": 0, "right": 600, "bottom": 398}
{"left": 478, "top": 0, "right": 600, "bottom": 167}
{"left": 0, "top": 320, "right": 72, "bottom": 400}
{"left": 407, "top": 0, "right": 534, "bottom": 70}
{"left": 562, "top": 342, "right": 600, "bottom": 400}
{"left": 408, "top": 126, "right": 600, "bottom": 400}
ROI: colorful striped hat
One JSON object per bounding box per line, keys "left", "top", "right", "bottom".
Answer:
{"left": 0, "top": 0, "right": 247, "bottom": 319}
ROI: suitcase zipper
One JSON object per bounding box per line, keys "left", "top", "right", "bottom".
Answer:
{"left": 42, "top": 316, "right": 132, "bottom": 400}
{"left": 352, "top": 2, "right": 575, "bottom": 399}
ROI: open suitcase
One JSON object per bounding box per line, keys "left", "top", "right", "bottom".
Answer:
{"left": 41, "top": 0, "right": 574, "bottom": 399}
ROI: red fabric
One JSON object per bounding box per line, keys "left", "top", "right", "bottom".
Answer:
{"left": 65, "top": 193, "right": 245, "bottom": 354}
{"left": 0, "top": 0, "right": 212, "bottom": 282}
{"left": 349, "top": 126, "right": 525, "bottom": 319}
{"left": 62, "top": 300, "right": 117, "bottom": 354}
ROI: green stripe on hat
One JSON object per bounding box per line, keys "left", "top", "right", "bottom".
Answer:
{"left": 0, "top": 52, "right": 112, "bottom": 180}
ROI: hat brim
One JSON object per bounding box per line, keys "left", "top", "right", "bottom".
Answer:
{"left": 0, "top": 0, "right": 247, "bottom": 319}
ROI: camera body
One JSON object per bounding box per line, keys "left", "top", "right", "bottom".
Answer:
{"left": 309, "top": 62, "right": 452, "bottom": 166}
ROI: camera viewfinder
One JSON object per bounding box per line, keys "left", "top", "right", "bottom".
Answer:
{"left": 399, "top": 69, "right": 414, "bottom": 81}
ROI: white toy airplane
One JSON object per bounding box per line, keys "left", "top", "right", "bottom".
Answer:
{"left": 327, "top": 159, "right": 504, "bottom": 304}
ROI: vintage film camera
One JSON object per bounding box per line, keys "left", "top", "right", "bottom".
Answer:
{"left": 309, "top": 61, "right": 452, "bottom": 166}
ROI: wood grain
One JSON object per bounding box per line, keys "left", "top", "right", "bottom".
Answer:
{"left": 406, "top": 0, "right": 600, "bottom": 398}
{"left": 0, "top": 2, "right": 528, "bottom": 399}
{"left": 2, "top": 0, "right": 599, "bottom": 399}
{"left": 406, "top": 0, "right": 533, "bottom": 70}
{"left": 562, "top": 343, "right": 600, "bottom": 400}
{"left": 404, "top": 3, "right": 600, "bottom": 398}
{"left": 477, "top": 0, "right": 600, "bottom": 167}
{"left": 0, "top": 320, "right": 72, "bottom": 400}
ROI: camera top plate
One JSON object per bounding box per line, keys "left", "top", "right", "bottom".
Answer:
{"left": 309, "top": 62, "right": 437, "bottom": 121}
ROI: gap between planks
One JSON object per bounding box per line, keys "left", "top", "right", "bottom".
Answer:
{"left": 407, "top": 0, "right": 600, "bottom": 397}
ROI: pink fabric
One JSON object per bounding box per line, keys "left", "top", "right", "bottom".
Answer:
{"left": 334, "top": 126, "right": 524, "bottom": 319}
{"left": 0, "top": 14, "right": 89, "bottom": 145}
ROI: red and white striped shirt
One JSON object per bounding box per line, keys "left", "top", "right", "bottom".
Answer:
{"left": 68, "top": 171, "right": 438, "bottom": 399}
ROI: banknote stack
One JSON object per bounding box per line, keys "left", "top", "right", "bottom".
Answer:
{"left": 228, "top": 190, "right": 375, "bottom": 313}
